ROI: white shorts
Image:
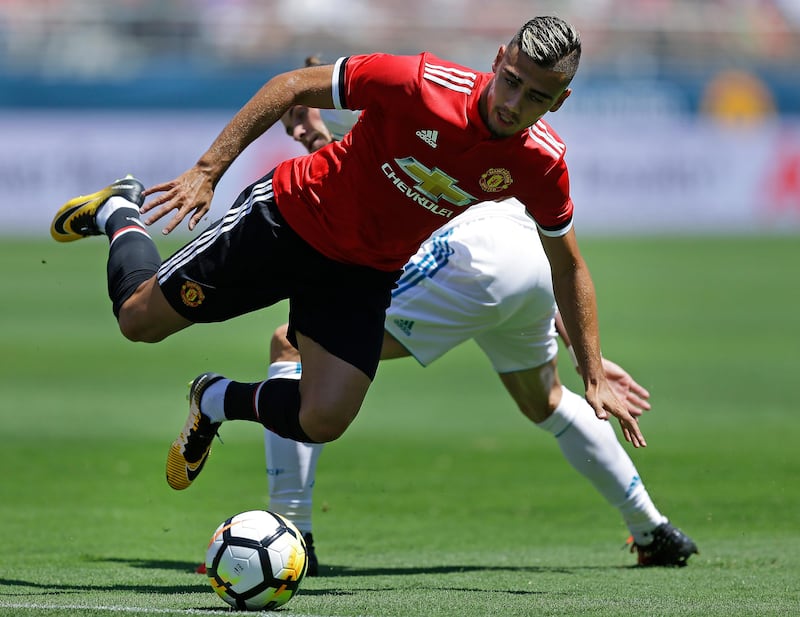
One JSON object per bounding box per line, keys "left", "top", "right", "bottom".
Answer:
{"left": 384, "top": 199, "right": 558, "bottom": 373}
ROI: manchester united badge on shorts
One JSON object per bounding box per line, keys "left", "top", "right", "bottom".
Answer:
{"left": 180, "top": 280, "right": 206, "bottom": 307}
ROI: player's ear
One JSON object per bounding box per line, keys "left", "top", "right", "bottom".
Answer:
{"left": 491, "top": 45, "right": 506, "bottom": 72}
{"left": 549, "top": 88, "right": 572, "bottom": 112}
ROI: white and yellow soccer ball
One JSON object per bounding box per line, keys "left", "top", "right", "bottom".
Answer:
{"left": 205, "top": 509, "right": 308, "bottom": 611}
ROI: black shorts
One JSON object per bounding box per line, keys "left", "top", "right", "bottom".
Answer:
{"left": 157, "top": 172, "right": 401, "bottom": 379}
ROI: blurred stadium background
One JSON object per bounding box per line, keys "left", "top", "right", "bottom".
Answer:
{"left": 2, "top": 0, "right": 800, "bottom": 235}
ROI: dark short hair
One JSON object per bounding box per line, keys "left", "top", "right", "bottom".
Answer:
{"left": 512, "top": 16, "right": 582, "bottom": 81}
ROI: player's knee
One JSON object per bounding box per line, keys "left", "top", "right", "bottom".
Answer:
{"left": 270, "top": 323, "right": 300, "bottom": 363}
{"left": 299, "top": 406, "right": 355, "bottom": 443}
{"left": 523, "top": 382, "right": 562, "bottom": 423}
{"left": 117, "top": 319, "right": 162, "bottom": 343}
{"left": 517, "top": 400, "right": 552, "bottom": 423}
{"left": 303, "top": 421, "right": 347, "bottom": 444}
{"left": 504, "top": 360, "right": 562, "bottom": 423}
{"left": 117, "top": 290, "right": 189, "bottom": 342}
{"left": 117, "top": 309, "right": 169, "bottom": 343}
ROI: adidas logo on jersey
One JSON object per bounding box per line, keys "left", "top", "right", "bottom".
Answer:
{"left": 416, "top": 129, "right": 438, "bottom": 148}
{"left": 392, "top": 318, "right": 415, "bottom": 336}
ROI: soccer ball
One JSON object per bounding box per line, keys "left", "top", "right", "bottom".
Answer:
{"left": 205, "top": 509, "right": 308, "bottom": 611}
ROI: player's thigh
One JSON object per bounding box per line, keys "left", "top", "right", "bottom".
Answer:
{"left": 287, "top": 255, "right": 399, "bottom": 380}
{"left": 473, "top": 302, "right": 558, "bottom": 374}
{"left": 294, "top": 331, "right": 372, "bottom": 440}
{"left": 381, "top": 330, "right": 414, "bottom": 359}
{"left": 384, "top": 291, "right": 477, "bottom": 365}
{"left": 289, "top": 261, "right": 396, "bottom": 439}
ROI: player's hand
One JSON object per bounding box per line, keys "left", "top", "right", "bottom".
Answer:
{"left": 585, "top": 379, "right": 647, "bottom": 448}
{"left": 601, "top": 357, "right": 651, "bottom": 417}
{"left": 141, "top": 167, "right": 216, "bottom": 234}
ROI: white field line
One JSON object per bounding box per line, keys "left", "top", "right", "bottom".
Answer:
{"left": 0, "top": 600, "right": 351, "bottom": 617}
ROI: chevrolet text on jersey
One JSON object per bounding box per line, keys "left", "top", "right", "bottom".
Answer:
{"left": 382, "top": 162, "right": 455, "bottom": 218}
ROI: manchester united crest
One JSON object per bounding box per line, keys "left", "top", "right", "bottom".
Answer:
{"left": 479, "top": 168, "right": 513, "bottom": 193}
{"left": 180, "top": 280, "right": 205, "bottom": 307}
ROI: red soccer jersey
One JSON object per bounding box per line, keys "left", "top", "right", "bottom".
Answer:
{"left": 271, "top": 52, "right": 573, "bottom": 271}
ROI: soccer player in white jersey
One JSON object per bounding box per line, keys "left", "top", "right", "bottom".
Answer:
{"left": 264, "top": 89, "right": 697, "bottom": 573}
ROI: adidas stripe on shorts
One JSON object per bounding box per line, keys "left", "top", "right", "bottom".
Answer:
{"left": 156, "top": 171, "right": 400, "bottom": 379}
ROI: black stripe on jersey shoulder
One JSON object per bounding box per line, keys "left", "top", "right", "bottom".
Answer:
{"left": 336, "top": 56, "right": 350, "bottom": 109}
{"left": 537, "top": 218, "right": 573, "bottom": 234}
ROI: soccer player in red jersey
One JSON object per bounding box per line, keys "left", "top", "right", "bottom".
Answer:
{"left": 50, "top": 16, "right": 645, "bottom": 494}
{"left": 265, "top": 90, "right": 697, "bottom": 571}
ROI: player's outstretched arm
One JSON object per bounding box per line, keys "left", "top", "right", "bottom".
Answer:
{"left": 141, "top": 65, "right": 336, "bottom": 234}
{"left": 541, "top": 230, "right": 646, "bottom": 447}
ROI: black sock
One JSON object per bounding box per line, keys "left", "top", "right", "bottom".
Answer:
{"left": 224, "top": 378, "right": 318, "bottom": 443}
{"left": 105, "top": 208, "right": 162, "bottom": 318}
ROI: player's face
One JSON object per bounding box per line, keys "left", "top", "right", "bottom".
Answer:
{"left": 280, "top": 105, "right": 333, "bottom": 153}
{"left": 481, "top": 43, "right": 572, "bottom": 138}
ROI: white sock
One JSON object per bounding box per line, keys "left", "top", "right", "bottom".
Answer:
{"left": 95, "top": 195, "right": 140, "bottom": 234}
{"left": 199, "top": 378, "right": 230, "bottom": 424}
{"left": 536, "top": 386, "right": 667, "bottom": 544}
{"left": 264, "top": 361, "right": 323, "bottom": 534}
{"left": 267, "top": 361, "right": 303, "bottom": 381}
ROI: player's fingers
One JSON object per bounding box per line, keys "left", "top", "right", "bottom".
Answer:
{"left": 161, "top": 209, "right": 187, "bottom": 235}
{"left": 626, "top": 393, "right": 651, "bottom": 415}
{"left": 585, "top": 392, "right": 606, "bottom": 421}
{"left": 141, "top": 187, "right": 179, "bottom": 216}
{"left": 188, "top": 210, "right": 207, "bottom": 232}
{"left": 142, "top": 180, "right": 175, "bottom": 197}
{"left": 629, "top": 381, "right": 651, "bottom": 400}
{"left": 628, "top": 421, "right": 646, "bottom": 448}
{"left": 627, "top": 404, "right": 644, "bottom": 418}
{"left": 140, "top": 195, "right": 165, "bottom": 214}
{"left": 142, "top": 203, "right": 175, "bottom": 226}
{"left": 622, "top": 425, "right": 632, "bottom": 443}
{"left": 142, "top": 205, "right": 172, "bottom": 225}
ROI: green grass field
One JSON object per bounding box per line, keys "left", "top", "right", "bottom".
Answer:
{"left": 1, "top": 235, "right": 798, "bottom": 616}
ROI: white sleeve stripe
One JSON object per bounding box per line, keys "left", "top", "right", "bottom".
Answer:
{"left": 528, "top": 129, "right": 565, "bottom": 159}
{"left": 530, "top": 122, "right": 566, "bottom": 155}
{"left": 332, "top": 56, "right": 347, "bottom": 110}
{"left": 424, "top": 62, "right": 477, "bottom": 80}
{"left": 528, "top": 134, "right": 562, "bottom": 159}
{"left": 423, "top": 65, "right": 476, "bottom": 87}
{"left": 423, "top": 73, "right": 474, "bottom": 95}
{"left": 530, "top": 122, "right": 564, "bottom": 150}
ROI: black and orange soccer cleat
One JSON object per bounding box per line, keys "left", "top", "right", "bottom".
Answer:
{"left": 628, "top": 522, "right": 698, "bottom": 567}
{"left": 50, "top": 174, "right": 144, "bottom": 242}
{"left": 166, "top": 372, "right": 225, "bottom": 490}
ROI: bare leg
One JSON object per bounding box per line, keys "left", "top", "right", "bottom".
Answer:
{"left": 294, "top": 331, "right": 372, "bottom": 442}
{"left": 117, "top": 276, "right": 192, "bottom": 342}
{"left": 498, "top": 358, "right": 562, "bottom": 423}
